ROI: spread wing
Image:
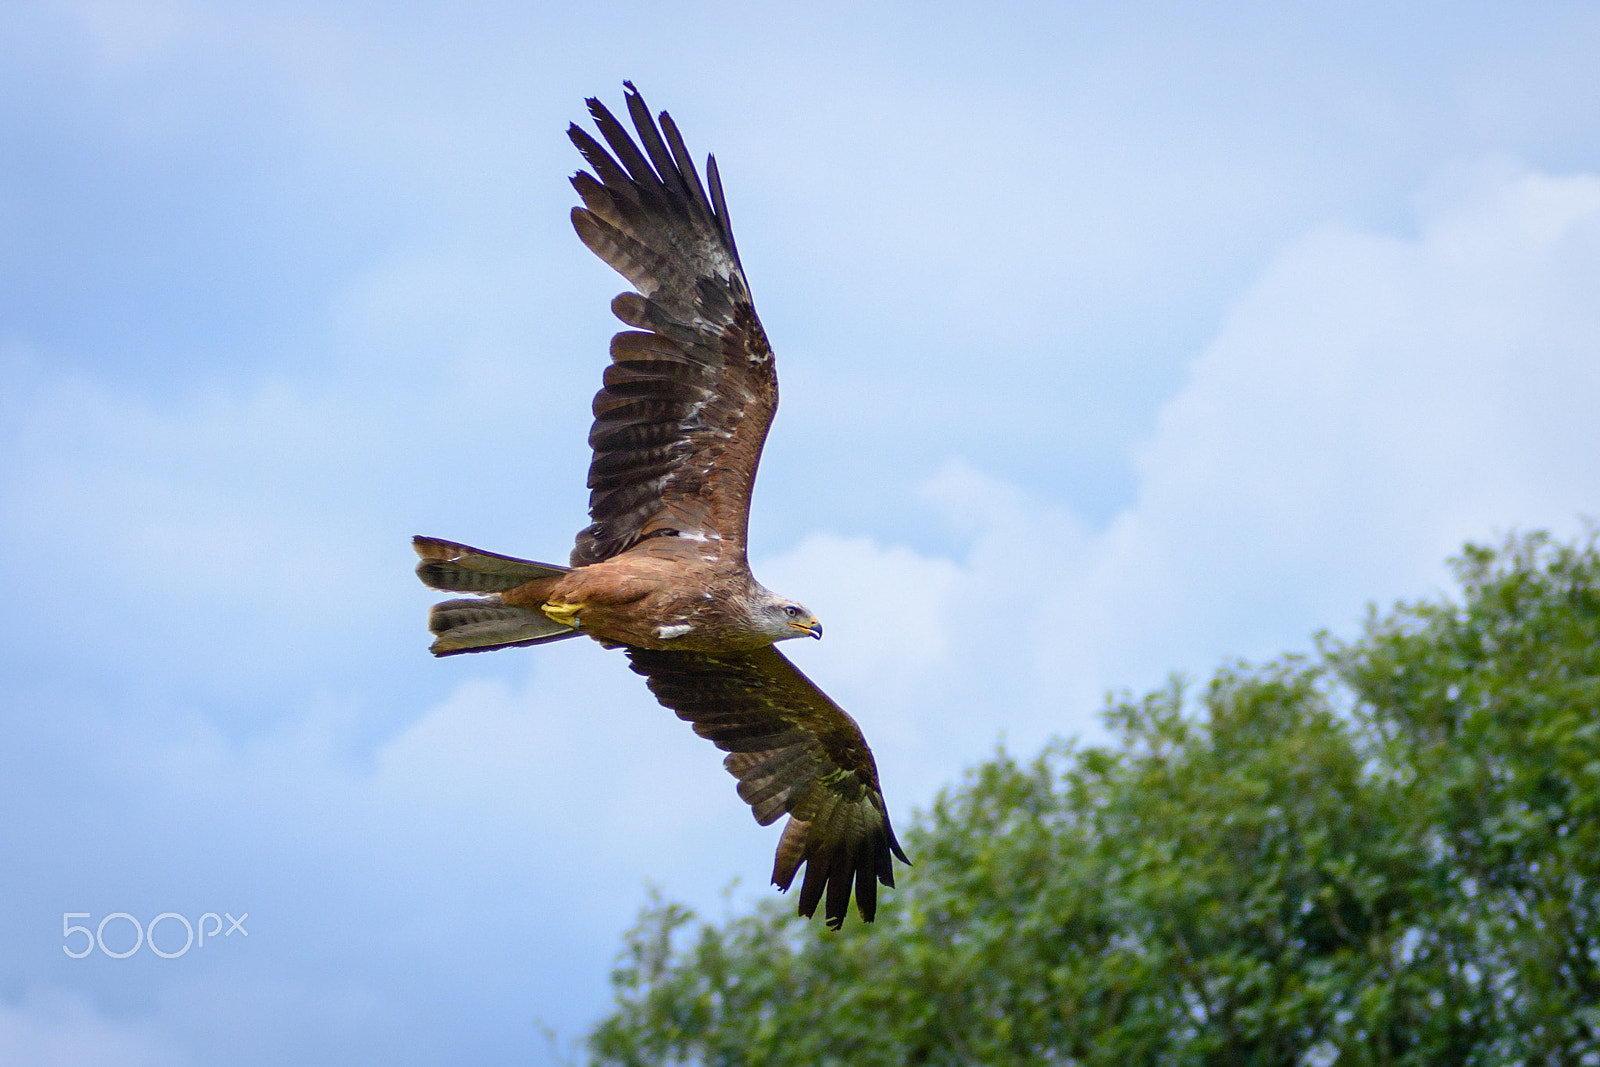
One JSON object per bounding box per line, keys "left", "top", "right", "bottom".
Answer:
{"left": 568, "top": 83, "right": 777, "bottom": 568}
{"left": 627, "top": 645, "right": 909, "bottom": 929}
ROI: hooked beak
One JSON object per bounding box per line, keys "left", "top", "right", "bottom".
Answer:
{"left": 790, "top": 616, "right": 823, "bottom": 640}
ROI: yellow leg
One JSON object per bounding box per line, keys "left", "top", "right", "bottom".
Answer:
{"left": 541, "top": 599, "right": 583, "bottom": 628}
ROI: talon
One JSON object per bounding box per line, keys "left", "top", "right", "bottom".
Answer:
{"left": 542, "top": 600, "right": 583, "bottom": 628}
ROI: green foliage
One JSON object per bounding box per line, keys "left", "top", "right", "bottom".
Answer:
{"left": 587, "top": 533, "right": 1600, "bottom": 1066}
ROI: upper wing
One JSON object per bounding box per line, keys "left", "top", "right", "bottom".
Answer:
{"left": 567, "top": 83, "right": 777, "bottom": 567}
{"left": 626, "top": 645, "right": 909, "bottom": 929}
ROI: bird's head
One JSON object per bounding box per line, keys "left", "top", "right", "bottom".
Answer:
{"left": 752, "top": 590, "right": 823, "bottom": 642}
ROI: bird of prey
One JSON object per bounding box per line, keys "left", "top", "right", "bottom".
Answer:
{"left": 412, "top": 83, "right": 907, "bottom": 929}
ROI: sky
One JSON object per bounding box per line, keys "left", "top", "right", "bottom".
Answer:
{"left": 4, "top": 1, "right": 1600, "bottom": 1062}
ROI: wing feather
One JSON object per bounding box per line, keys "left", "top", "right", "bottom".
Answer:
{"left": 658, "top": 113, "right": 716, "bottom": 232}
{"left": 627, "top": 645, "right": 908, "bottom": 929}
{"left": 623, "top": 89, "right": 693, "bottom": 205}
{"left": 568, "top": 83, "right": 775, "bottom": 567}
{"left": 589, "top": 96, "right": 671, "bottom": 204}
{"left": 705, "top": 156, "right": 741, "bottom": 266}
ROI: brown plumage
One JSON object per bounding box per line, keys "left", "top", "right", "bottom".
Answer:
{"left": 412, "top": 83, "right": 907, "bottom": 929}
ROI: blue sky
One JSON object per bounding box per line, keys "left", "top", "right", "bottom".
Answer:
{"left": 4, "top": 2, "right": 1600, "bottom": 1063}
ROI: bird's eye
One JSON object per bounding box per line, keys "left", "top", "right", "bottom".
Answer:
{"left": 785, "top": 606, "right": 801, "bottom": 617}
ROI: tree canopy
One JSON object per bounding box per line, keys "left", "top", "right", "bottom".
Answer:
{"left": 586, "top": 532, "right": 1600, "bottom": 1066}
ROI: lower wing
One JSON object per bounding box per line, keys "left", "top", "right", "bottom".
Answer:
{"left": 626, "top": 644, "right": 909, "bottom": 929}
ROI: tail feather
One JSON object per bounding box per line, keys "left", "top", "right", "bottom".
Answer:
{"left": 427, "top": 597, "right": 578, "bottom": 656}
{"left": 413, "top": 535, "right": 569, "bottom": 593}
{"left": 413, "top": 535, "right": 578, "bottom": 655}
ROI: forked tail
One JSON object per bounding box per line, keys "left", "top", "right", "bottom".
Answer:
{"left": 412, "top": 536, "right": 579, "bottom": 656}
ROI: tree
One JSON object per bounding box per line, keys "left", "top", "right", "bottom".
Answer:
{"left": 586, "top": 533, "right": 1600, "bottom": 1066}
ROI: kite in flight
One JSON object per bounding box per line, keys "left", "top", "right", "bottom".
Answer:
{"left": 412, "top": 83, "right": 908, "bottom": 929}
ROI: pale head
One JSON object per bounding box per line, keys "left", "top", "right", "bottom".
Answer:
{"left": 744, "top": 586, "right": 823, "bottom": 643}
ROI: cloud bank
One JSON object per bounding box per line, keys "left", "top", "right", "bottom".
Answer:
{"left": 4, "top": 51, "right": 1599, "bottom": 1066}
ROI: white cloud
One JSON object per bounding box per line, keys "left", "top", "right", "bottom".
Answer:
{"left": 8, "top": 0, "right": 1600, "bottom": 1061}
{"left": 6, "top": 117, "right": 1600, "bottom": 1062}
{"left": 1113, "top": 160, "right": 1600, "bottom": 653}
{"left": 0, "top": 989, "right": 183, "bottom": 1067}
{"left": 62, "top": 0, "right": 201, "bottom": 73}
{"left": 762, "top": 161, "right": 1600, "bottom": 782}
{"left": 758, "top": 535, "right": 961, "bottom": 732}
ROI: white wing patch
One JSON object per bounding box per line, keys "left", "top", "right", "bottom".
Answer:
{"left": 655, "top": 623, "right": 693, "bottom": 640}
